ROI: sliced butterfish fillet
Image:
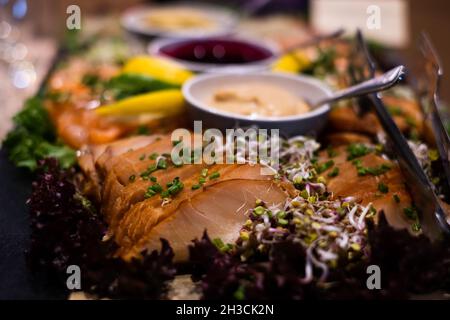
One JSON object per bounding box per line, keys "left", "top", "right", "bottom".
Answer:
{"left": 121, "top": 179, "right": 286, "bottom": 261}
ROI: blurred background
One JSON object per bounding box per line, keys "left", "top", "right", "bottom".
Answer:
{"left": 0, "top": 0, "right": 449, "bottom": 138}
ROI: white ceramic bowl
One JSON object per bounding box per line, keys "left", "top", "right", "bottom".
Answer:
{"left": 121, "top": 4, "right": 237, "bottom": 39}
{"left": 182, "top": 72, "right": 333, "bottom": 137}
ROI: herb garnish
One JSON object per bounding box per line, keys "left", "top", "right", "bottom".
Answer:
{"left": 393, "top": 194, "right": 400, "bottom": 203}
{"left": 157, "top": 158, "right": 167, "bottom": 169}
{"left": 162, "top": 177, "right": 184, "bottom": 198}
{"left": 327, "top": 167, "right": 339, "bottom": 177}
{"left": 4, "top": 97, "right": 76, "bottom": 170}
{"left": 144, "top": 183, "right": 163, "bottom": 199}
{"left": 316, "top": 160, "right": 334, "bottom": 174}
{"left": 378, "top": 182, "right": 389, "bottom": 193}
{"left": 149, "top": 152, "right": 158, "bottom": 160}
{"left": 352, "top": 159, "right": 391, "bottom": 176}
{"left": 327, "top": 146, "right": 338, "bottom": 158}
{"left": 347, "top": 143, "right": 371, "bottom": 160}
{"left": 209, "top": 171, "right": 220, "bottom": 180}
{"left": 403, "top": 206, "right": 418, "bottom": 220}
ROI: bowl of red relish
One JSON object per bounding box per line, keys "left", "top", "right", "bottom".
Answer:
{"left": 148, "top": 37, "right": 278, "bottom": 73}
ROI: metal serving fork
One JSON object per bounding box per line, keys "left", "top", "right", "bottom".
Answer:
{"left": 418, "top": 32, "right": 450, "bottom": 193}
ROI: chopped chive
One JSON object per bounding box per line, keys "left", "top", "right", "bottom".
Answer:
{"left": 165, "top": 177, "right": 184, "bottom": 196}
{"left": 404, "top": 206, "right": 418, "bottom": 220}
{"left": 352, "top": 159, "right": 363, "bottom": 167}
{"left": 327, "top": 146, "right": 338, "bottom": 158}
{"left": 355, "top": 163, "right": 391, "bottom": 176}
{"left": 144, "top": 190, "right": 156, "bottom": 199}
{"left": 327, "top": 167, "right": 339, "bottom": 177}
{"left": 366, "top": 164, "right": 391, "bottom": 176}
{"left": 201, "top": 168, "right": 209, "bottom": 177}
{"left": 357, "top": 168, "right": 367, "bottom": 176}
{"left": 161, "top": 190, "right": 170, "bottom": 198}
{"left": 378, "top": 182, "right": 389, "bottom": 193}
{"left": 167, "top": 184, "right": 183, "bottom": 195}
{"left": 191, "top": 184, "right": 201, "bottom": 190}
{"left": 199, "top": 177, "right": 206, "bottom": 184}
{"left": 150, "top": 176, "right": 157, "bottom": 182}
{"left": 316, "top": 160, "right": 334, "bottom": 174}
{"left": 347, "top": 143, "right": 371, "bottom": 160}
{"left": 172, "top": 139, "right": 182, "bottom": 146}
{"left": 129, "top": 175, "right": 136, "bottom": 182}
{"left": 393, "top": 194, "right": 400, "bottom": 203}
{"left": 140, "top": 164, "right": 157, "bottom": 178}
{"left": 148, "top": 183, "right": 163, "bottom": 193}
{"left": 139, "top": 154, "right": 146, "bottom": 161}
{"left": 149, "top": 152, "right": 158, "bottom": 160}
{"left": 144, "top": 183, "right": 163, "bottom": 199}
{"left": 209, "top": 171, "right": 220, "bottom": 180}
{"left": 157, "top": 158, "right": 167, "bottom": 169}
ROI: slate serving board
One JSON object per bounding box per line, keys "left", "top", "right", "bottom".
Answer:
{"left": 0, "top": 149, "right": 66, "bottom": 299}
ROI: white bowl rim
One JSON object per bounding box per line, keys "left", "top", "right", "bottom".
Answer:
{"left": 121, "top": 3, "right": 237, "bottom": 39}
{"left": 148, "top": 37, "right": 279, "bottom": 73}
{"left": 182, "top": 71, "right": 334, "bottom": 123}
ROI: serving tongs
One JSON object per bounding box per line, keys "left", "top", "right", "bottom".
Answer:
{"left": 354, "top": 30, "right": 450, "bottom": 241}
{"left": 418, "top": 32, "right": 450, "bottom": 193}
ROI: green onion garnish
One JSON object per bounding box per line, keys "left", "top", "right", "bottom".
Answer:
{"left": 393, "top": 194, "right": 400, "bottom": 203}
{"left": 346, "top": 143, "right": 371, "bottom": 160}
{"left": 327, "top": 167, "right": 339, "bottom": 177}
{"left": 191, "top": 184, "right": 201, "bottom": 190}
{"left": 378, "top": 182, "right": 389, "bottom": 193}
{"left": 209, "top": 171, "right": 220, "bottom": 180}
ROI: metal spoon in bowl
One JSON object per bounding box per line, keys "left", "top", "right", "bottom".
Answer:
{"left": 311, "top": 65, "right": 406, "bottom": 108}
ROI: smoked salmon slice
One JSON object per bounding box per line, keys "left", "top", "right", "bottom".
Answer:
{"left": 79, "top": 134, "right": 288, "bottom": 261}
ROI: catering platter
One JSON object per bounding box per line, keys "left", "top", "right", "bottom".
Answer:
{"left": 1, "top": 11, "right": 450, "bottom": 301}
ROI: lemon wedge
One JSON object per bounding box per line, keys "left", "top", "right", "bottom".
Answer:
{"left": 95, "top": 89, "right": 185, "bottom": 117}
{"left": 272, "top": 51, "right": 311, "bottom": 74}
{"left": 122, "top": 56, "right": 193, "bottom": 85}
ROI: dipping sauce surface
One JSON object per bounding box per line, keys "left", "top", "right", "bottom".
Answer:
{"left": 207, "top": 82, "right": 310, "bottom": 118}
{"left": 145, "top": 8, "right": 216, "bottom": 31}
{"left": 159, "top": 39, "right": 273, "bottom": 65}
